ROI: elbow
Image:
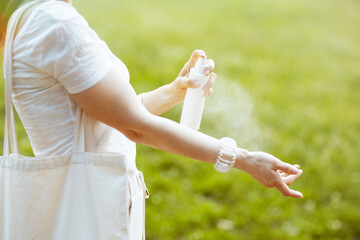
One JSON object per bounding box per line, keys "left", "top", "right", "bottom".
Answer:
{"left": 123, "top": 129, "right": 145, "bottom": 143}
{"left": 119, "top": 109, "right": 154, "bottom": 144}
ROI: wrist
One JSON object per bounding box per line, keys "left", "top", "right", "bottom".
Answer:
{"left": 168, "top": 82, "right": 185, "bottom": 105}
{"left": 234, "top": 148, "right": 251, "bottom": 171}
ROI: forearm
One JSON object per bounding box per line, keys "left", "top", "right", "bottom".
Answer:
{"left": 126, "top": 112, "right": 221, "bottom": 163}
{"left": 124, "top": 113, "right": 303, "bottom": 198}
{"left": 140, "top": 84, "right": 182, "bottom": 116}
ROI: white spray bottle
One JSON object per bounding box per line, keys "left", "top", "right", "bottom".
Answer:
{"left": 180, "top": 55, "right": 208, "bottom": 130}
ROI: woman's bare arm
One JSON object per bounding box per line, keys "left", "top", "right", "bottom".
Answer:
{"left": 71, "top": 65, "right": 303, "bottom": 198}
{"left": 71, "top": 66, "right": 220, "bottom": 162}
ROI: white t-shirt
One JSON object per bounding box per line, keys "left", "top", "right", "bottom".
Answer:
{"left": 11, "top": 1, "right": 136, "bottom": 166}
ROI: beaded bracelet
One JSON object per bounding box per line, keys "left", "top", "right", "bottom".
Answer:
{"left": 214, "top": 137, "right": 237, "bottom": 173}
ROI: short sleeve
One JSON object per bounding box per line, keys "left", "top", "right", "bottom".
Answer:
{"left": 28, "top": 3, "right": 113, "bottom": 94}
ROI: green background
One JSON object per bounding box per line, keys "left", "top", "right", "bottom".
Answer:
{"left": 1, "top": 0, "right": 360, "bottom": 239}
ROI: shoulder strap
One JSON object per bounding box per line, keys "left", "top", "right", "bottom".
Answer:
{"left": 3, "top": 0, "right": 51, "bottom": 156}
{"left": 3, "top": 0, "right": 95, "bottom": 156}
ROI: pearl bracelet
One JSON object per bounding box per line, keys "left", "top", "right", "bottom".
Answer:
{"left": 214, "top": 137, "right": 237, "bottom": 173}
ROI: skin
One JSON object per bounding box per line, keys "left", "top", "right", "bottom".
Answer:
{"left": 64, "top": 0, "right": 304, "bottom": 198}
{"left": 70, "top": 50, "right": 303, "bottom": 198}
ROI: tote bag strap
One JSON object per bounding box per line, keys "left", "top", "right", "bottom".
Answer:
{"left": 73, "top": 106, "right": 96, "bottom": 153}
{"left": 3, "top": 0, "right": 95, "bottom": 156}
{"left": 3, "top": 0, "right": 45, "bottom": 156}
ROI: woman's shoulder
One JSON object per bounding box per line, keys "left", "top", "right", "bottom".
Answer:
{"left": 15, "top": 1, "right": 90, "bottom": 42}
{"left": 33, "top": 1, "right": 84, "bottom": 24}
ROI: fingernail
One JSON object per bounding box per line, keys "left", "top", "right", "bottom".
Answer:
{"left": 292, "top": 167, "right": 299, "bottom": 173}
{"left": 205, "top": 70, "right": 210, "bottom": 75}
{"left": 194, "top": 81, "right": 201, "bottom": 87}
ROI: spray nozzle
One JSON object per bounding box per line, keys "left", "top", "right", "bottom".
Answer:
{"left": 195, "top": 55, "right": 207, "bottom": 69}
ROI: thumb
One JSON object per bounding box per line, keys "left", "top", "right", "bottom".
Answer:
{"left": 176, "top": 77, "right": 200, "bottom": 89}
{"left": 276, "top": 180, "right": 304, "bottom": 198}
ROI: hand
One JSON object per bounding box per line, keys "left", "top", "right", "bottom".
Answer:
{"left": 169, "top": 49, "right": 217, "bottom": 103}
{"left": 236, "top": 150, "right": 303, "bottom": 198}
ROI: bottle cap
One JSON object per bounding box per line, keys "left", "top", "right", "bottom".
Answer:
{"left": 195, "top": 55, "right": 207, "bottom": 69}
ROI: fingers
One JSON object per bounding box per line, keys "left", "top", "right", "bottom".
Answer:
{"left": 282, "top": 168, "right": 303, "bottom": 186}
{"left": 277, "top": 164, "right": 299, "bottom": 177}
{"left": 177, "top": 50, "right": 216, "bottom": 96}
{"left": 179, "top": 50, "right": 216, "bottom": 79}
{"left": 275, "top": 179, "right": 303, "bottom": 198}
{"left": 278, "top": 170, "right": 288, "bottom": 178}
{"left": 275, "top": 161, "right": 300, "bottom": 175}
{"left": 204, "top": 59, "right": 215, "bottom": 76}
{"left": 187, "top": 49, "right": 206, "bottom": 69}
{"left": 175, "top": 76, "right": 199, "bottom": 89}
{"left": 179, "top": 72, "right": 217, "bottom": 99}
{"left": 203, "top": 73, "right": 217, "bottom": 97}
{"left": 275, "top": 163, "right": 303, "bottom": 198}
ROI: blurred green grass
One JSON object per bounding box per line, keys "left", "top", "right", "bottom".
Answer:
{"left": 1, "top": 0, "right": 360, "bottom": 239}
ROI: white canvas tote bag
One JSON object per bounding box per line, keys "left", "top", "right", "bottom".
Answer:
{"left": 0, "top": 1, "right": 145, "bottom": 239}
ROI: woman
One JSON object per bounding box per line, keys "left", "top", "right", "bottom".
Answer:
{"left": 1, "top": 0, "right": 303, "bottom": 237}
